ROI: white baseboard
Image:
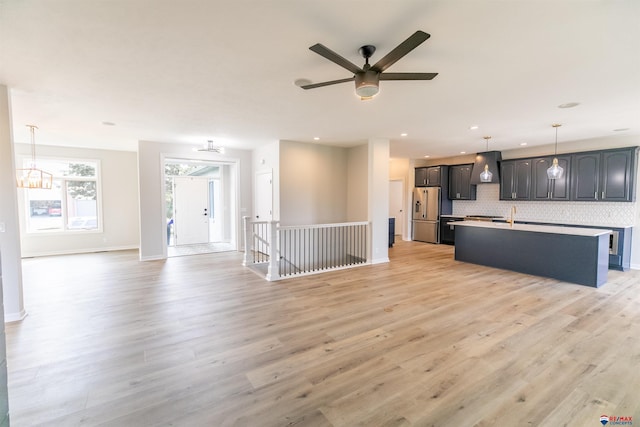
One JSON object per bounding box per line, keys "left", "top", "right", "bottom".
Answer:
{"left": 22, "top": 245, "right": 138, "bottom": 258}
{"left": 370, "top": 257, "right": 390, "bottom": 265}
{"left": 4, "top": 309, "right": 27, "bottom": 323}
{"left": 630, "top": 263, "right": 640, "bottom": 270}
{"left": 140, "top": 254, "right": 166, "bottom": 261}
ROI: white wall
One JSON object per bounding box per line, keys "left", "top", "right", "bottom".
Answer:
{"left": 138, "top": 140, "right": 252, "bottom": 260}
{"left": 279, "top": 140, "right": 347, "bottom": 225}
{"left": 347, "top": 144, "right": 368, "bottom": 222}
{"left": 14, "top": 144, "right": 140, "bottom": 257}
{"left": 368, "top": 138, "right": 390, "bottom": 264}
{"left": 389, "top": 157, "right": 411, "bottom": 240}
{"left": 0, "top": 85, "right": 25, "bottom": 322}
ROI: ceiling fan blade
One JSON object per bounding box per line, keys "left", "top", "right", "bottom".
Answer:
{"left": 371, "top": 31, "right": 430, "bottom": 73}
{"left": 309, "top": 44, "right": 363, "bottom": 75}
{"left": 380, "top": 72, "right": 438, "bottom": 81}
{"left": 300, "top": 77, "right": 355, "bottom": 90}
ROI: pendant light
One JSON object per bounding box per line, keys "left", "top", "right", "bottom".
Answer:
{"left": 479, "top": 136, "right": 493, "bottom": 182}
{"left": 16, "top": 125, "right": 53, "bottom": 189}
{"left": 546, "top": 124, "right": 564, "bottom": 180}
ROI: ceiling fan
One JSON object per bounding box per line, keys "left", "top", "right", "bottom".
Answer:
{"left": 300, "top": 30, "right": 438, "bottom": 99}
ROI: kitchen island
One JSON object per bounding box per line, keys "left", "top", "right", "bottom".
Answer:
{"left": 453, "top": 221, "right": 612, "bottom": 287}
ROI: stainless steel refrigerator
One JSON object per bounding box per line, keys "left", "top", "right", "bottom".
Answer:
{"left": 412, "top": 187, "right": 440, "bottom": 243}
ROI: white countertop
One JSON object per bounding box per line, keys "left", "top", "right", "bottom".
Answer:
{"left": 452, "top": 220, "right": 612, "bottom": 237}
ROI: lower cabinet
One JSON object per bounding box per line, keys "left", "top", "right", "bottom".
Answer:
{"left": 440, "top": 216, "right": 465, "bottom": 245}
{"left": 389, "top": 218, "right": 395, "bottom": 248}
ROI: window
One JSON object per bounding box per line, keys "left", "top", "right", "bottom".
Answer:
{"left": 22, "top": 158, "right": 101, "bottom": 233}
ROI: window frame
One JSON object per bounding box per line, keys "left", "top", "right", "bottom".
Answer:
{"left": 19, "top": 156, "right": 104, "bottom": 235}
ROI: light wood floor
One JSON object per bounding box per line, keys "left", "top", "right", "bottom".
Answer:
{"left": 6, "top": 241, "right": 640, "bottom": 426}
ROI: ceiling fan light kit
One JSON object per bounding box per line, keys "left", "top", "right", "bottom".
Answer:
{"left": 355, "top": 70, "right": 380, "bottom": 97}
{"left": 302, "top": 30, "right": 437, "bottom": 99}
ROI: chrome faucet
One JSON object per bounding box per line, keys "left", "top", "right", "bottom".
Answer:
{"left": 507, "top": 206, "right": 517, "bottom": 228}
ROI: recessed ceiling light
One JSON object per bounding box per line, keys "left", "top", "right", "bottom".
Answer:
{"left": 520, "top": 142, "right": 528, "bottom": 146}
{"left": 102, "top": 121, "right": 115, "bottom": 126}
{"left": 613, "top": 128, "right": 630, "bottom": 132}
{"left": 558, "top": 102, "right": 580, "bottom": 109}
{"left": 424, "top": 155, "right": 430, "bottom": 158}
{"left": 460, "top": 151, "right": 466, "bottom": 154}
{"left": 469, "top": 125, "right": 479, "bottom": 130}
{"left": 313, "top": 137, "right": 320, "bottom": 141}
{"left": 400, "top": 133, "right": 408, "bottom": 137}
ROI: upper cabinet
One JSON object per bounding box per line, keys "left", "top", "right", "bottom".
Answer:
{"left": 500, "top": 159, "right": 531, "bottom": 200}
{"left": 448, "top": 164, "right": 476, "bottom": 200}
{"left": 415, "top": 167, "right": 428, "bottom": 187}
{"left": 572, "top": 148, "right": 637, "bottom": 201}
{"left": 531, "top": 156, "right": 571, "bottom": 200}
{"left": 498, "top": 146, "right": 637, "bottom": 202}
{"left": 415, "top": 166, "right": 444, "bottom": 187}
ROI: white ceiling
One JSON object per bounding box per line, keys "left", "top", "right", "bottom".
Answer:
{"left": 1, "top": 0, "right": 639, "bottom": 159}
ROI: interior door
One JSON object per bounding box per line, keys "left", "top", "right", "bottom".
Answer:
{"left": 174, "top": 176, "right": 210, "bottom": 245}
{"left": 255, "top": 171, "right": 273, "bottom": 221}
{"left": 389, "top": 180, "right": 404, "bottom": 237}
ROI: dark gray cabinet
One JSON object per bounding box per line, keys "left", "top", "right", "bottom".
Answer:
{"left": 415, "top": 166, "right": 444, "bottom": 187}
{"left": 415, "top": 167, "right": 428, "bottom": 187}
{"left": 572, "top": 148, "right": 636, "bottom": 201}
{"left": 500, "top": 159, "right": 531, "bottom": 200}
{"left": 426, "top": 166, "right": 442, "bottom": 187}
{"left": 532, "top": 156, "right": 571, "bottom": 200}
{"left": 448, "top": 164, "right": 476, "bottom": 200}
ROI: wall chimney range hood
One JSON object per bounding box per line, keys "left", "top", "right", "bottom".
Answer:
{"left": 470, "top": 151, "right": 502, "bottom": 184}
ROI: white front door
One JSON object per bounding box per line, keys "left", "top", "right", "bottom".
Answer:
{"left": 389, "top": 180, "right": 404, "bottom": 238}
{"left": 174, "top": 176, "right": 210, "bottom": 245}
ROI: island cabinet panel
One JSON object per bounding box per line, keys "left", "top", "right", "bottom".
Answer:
{"left": 571, "top": 148, "right": 636, "bottom": 201}
{"left": 448, "top": 164, "right": 476, "bottom": 200}
{"left": 500, "top": 160, "right": 531, "bottom": 200}
{"left": 532, "top": 156, "right": 571, "bottom": 200}
{"left": 454, "top": 223, "right": 610, "bottom": 287}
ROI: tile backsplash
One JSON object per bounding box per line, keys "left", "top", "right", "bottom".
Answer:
{"left": 452, "top": 184, "right": 637, "bottom": 227}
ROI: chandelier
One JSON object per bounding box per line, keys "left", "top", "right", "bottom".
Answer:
{"left": 16, "top": 125, "right": 53, "bottom": 189}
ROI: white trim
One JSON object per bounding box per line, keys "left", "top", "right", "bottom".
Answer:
{"left": 140, "top": 254, "right": 166, "bottom": 261}
{"left": 630, "top": 263, "right": 640, "bottom": 270}
{"left": 268, "top": 261, "right": 372, "bottom": 281}
{"left": 279, "top": 221, "right": 369, "bottom": 230}
{"left": 4, "top": 309, "right": 27, "bottom": 323}
{"left": 370, "top": 256, "right": 390, "bottom": 265}
{"left": 22, "top": 245, "right": 139, "bottom": 258}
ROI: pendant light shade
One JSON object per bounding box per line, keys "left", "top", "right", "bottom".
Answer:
{"left": 479, "top": 136, "right": 493, "bottom": 182}
{"left": 546, "top": 124, "right": 564, "bottom": 180}
{"left": 16, "top": 125, "right": 53, "bottom": 189}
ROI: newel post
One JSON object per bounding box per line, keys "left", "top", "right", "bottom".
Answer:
{"left": 242, "top": 216, "right": 252, "bottom": 267}
{"left": 266, "top": 220, "right": 280, "bottom": 281}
